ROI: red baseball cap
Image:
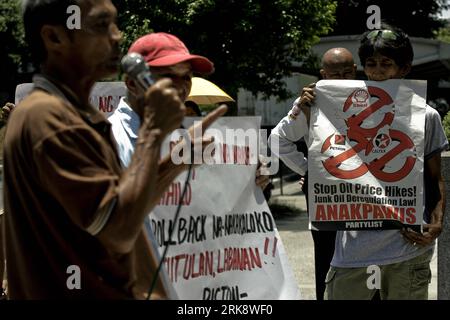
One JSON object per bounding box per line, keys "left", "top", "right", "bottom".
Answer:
{"left": 128, "top": 32, "right": 214, "bottom": 75}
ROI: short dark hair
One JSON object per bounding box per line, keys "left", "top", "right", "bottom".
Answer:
{"left": 358, "top": 23, "right": 413, "bottom": 68}
{"left": 22, "top": 0, "right": 79, "bottom": 64}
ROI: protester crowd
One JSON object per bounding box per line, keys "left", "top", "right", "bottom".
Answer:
{"left": 0, "top": 0, "right": 447, "bottom": 300}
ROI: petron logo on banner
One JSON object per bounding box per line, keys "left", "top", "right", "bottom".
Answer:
{"left": 321, "top": 86, "right": 416, "bottom": 182}
{"left": 308, "top": 80, "right": 426, "bottom": 231}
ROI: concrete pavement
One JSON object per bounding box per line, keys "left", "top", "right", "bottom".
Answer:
{"left": 269, "top": 178, "right": 438, "bottom": 300}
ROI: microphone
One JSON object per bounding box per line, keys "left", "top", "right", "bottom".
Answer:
{"left": 121, "top": 52, "right": 154, "bottom": 92}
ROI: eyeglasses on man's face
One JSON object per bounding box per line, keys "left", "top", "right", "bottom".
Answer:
{"left": 366, "top": 29, "right": 398, "bottom": 41}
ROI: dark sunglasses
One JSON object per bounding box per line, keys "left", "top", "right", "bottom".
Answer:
{"left": 366, "top": 29, "right": 398, "bottom": 41}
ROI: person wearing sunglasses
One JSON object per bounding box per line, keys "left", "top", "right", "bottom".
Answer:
{"left": 269, "top": 47, "right": 357, "bottom": 300}
{"left": 324, "top": 24, "right": 448, "bottom": 300}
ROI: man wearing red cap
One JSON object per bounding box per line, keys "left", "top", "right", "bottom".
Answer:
{"left": 109, "top": 32, "right": 270, "bottom": 183}
{"left": 109, "top": 32, "right": 222, "bottom": 299}
{"left": 109, "top": 32, "right": 216, "bottom": 167}
{"left": 108, "top": 32, "right": 270, "bottom": 299}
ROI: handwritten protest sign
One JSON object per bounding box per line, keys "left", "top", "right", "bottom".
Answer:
{"left": 15, "top": 83, "right": 299, "bottom": 299}
{"left": 150, "top": 117, "right": 300, "bottom": 300}
{"left": 15, "top": 82, "right": 126, "bottom": 117}
{"left": 308, "top": 80, "right": 426, "bottom": 231}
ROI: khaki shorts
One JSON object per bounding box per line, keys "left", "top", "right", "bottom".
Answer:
{"left": 325, "top": 249, "right": 433, "bottom": 300}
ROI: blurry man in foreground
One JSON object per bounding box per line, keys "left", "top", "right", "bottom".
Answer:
{"left": 3, "top": 0, "right": 223, "bottom": 299}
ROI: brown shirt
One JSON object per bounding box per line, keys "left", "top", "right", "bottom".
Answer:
{"left": 3, "top": 75, "right": 157, "bottom": 299}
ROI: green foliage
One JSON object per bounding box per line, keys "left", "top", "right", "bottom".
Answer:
{"left": 0, "top": 0, "right": 27, "bottom": 66}
{"left": 331, "top": 0, "right": 449, "bottom": 37}
{"left": 115, "top": 0, "right": 337, "bottom": 100}
{"left": 442, "top": 111, "right": 450, "bottom": 141}
{"left": 0, "top": 0, "right": 29, "bottom": 104}
{"left": 2, "top": 0, "right": 449, "bottom": 104}
{"left": 435, "top": 25, "right": 450, "bottom": 43}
